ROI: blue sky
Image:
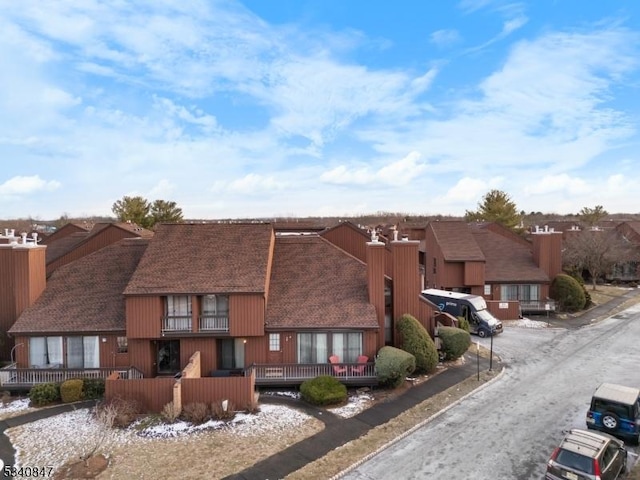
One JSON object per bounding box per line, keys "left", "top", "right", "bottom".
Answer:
{"left": 1, "top": 0, "right": 640, "bottom": 220}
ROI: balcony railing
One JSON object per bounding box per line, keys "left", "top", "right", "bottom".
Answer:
{"left": 250, "top": 361, "right": 377, "bottom": 386}
{"left": 519, "top": 299, "right": 557, "bottom": 313}
{"left": 199, "top": 314, "right": 229, "bottom": 332}
{"left": 162, "top": 315, "right": 192, "bottom": 332}
{"left": 0, "top": 366, "right": 144, "bottom": 388}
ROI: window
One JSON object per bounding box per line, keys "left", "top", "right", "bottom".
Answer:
{"left": 331, "top": 333, "right": 363, "bottom": 363}
{"left": 217, "top": 338, "right": 245, "bottom": 369}
{"left": 66, "top": 336, "right": 99, "bottom": 369}
{"left": 484, "top": 284, "right": 491, "bottom": 295}
{"left": 158, "top": 340, "right": 180, "bottom": 374}
{"left": 500, "top": 284, "right": 539, "bottom": 301}
{"left": 166, "top": 296, "right": 191, "bottom": 316}
{"left": 269, "top": 333, "right": 280, "bottom": 352}
{"left": 29, "top": 336, "right": 63, "bottom": 367}
{"left": 202, "top": 294, "right": 229, "bottom": 316}
{"left": 117, "top": 336, "right": 128, "bottom": 354}
{"left": 297, "top": 333, "right": 328, "bottom": 364}
{"left": 297, "top": 332, "right": 363, "bottom": 363}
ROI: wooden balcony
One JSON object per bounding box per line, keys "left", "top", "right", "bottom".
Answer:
{"left": 0, "top": 365, "right": 143, "bottom": 390}
{"left": 250, "top": 361, "right": 377, "bottom": 387}
{"left": 161, "top": 315, "right": 230, "bottom": 334}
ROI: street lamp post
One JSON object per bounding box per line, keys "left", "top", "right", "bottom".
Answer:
{"left": 476, "top": 341, "right": 480, "bottom": 381}
{"left": 10, "top": 343, "right": 23, "bottom": 365}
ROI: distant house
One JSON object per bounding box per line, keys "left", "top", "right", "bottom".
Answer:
{"left": 4, "top": 222, "right": 437, "bottom": 412}
{"left": 423, "top": 221, "right": 562, "bottom": 318}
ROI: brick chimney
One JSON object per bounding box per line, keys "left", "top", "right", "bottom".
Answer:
{"left": 366, "top": 234, "right": 386, "bottom": 349}
{"left": 0, "top": 231, "right": 46, "bottom": 361}
{"left": 531, "top": 225, "right": 563, "bottom": 280}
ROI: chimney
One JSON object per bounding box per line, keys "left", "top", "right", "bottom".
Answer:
{"left": 366, "top": 238, "right": 386, "bottom": 349}
{"left": 531, "top": 229, "right": 563, "bottom": 280}
{"left": 0, "top": 232, "right": 47, "bottom": 361}
{"left": 391, "top": 236, "right": 420, "bottom": 323}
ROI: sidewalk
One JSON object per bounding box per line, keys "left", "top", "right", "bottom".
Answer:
{"left": 224, "top": 353, "right": 497, "bottom": 480}
{"left": 537, "top": 287, "right": 640, "bottom": 329}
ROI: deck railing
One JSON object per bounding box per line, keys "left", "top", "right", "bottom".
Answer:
{"left": 519, "top": 299, "right": 557, "bottom": 313}
{"left": 250, "top": 361, "right": 376, "bottom": 386}
{"left": 162, "top": 315, "right": 193, "bottom": 332}
{"left": 0, "top": 366, "right": 144, "bottom": 387}
{"left": 199, "top": 314, "right": 229, "bottom": 332}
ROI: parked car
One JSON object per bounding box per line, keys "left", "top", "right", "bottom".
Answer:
{"left": 586, "top": 382, "right": 640, "bottom": 445}
{"left": 545, "top": 429, "right": 627, "bottom": 480}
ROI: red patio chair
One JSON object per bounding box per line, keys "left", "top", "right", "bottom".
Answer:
{"left": 350, "top": 355, "right": 369, "bottom": 375}
{"left": 329, "top": 355, "right": 347, "bottom": 375}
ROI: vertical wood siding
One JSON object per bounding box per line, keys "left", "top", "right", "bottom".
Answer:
{"left": 486, "top": 300, "right": 520, "bottom": 321}
{"left": 463, "top": 261, "right": 485, "bottom": 286}
{"left": 229, "top": 294, "right": 264, "bottom": 336}
{"left": 99, "top": 335, "right": 129, "bottom": 368}
{"left": 391, "top": 241, "right": 421, "bottom": 321}
{"left": 321, "top": 224, "right": 369, "bottom": 262}
{"left": 105, "top": 377, "right": 175, "bottom": 412}
{"left": 181, "top": 338, "right": 216, "bottom": 375}
{"left": 126, "top": 296, "right": 163, "bottom": 338}
{"left": 128, "top": 339, "right": 157, "bottom": 377}
{"left": 181, "top": 373, "right": 256, "bottom": 410}
{"left": 366, "top": 242, "right": 386, "bottom": 350}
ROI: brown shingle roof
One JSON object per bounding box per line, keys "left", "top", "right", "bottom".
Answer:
{"left": 124, "top": 223, "right": 273, "bottom": 295}
{"left": 10, "top": 238, "right": 149, "bottom": 334}
{"left": 472, "top": 229, "right": 549, "bottom": 283}
{"left": 428, "top": 221, "right": 485, "bottom": 261}
{"left": 45, "top": 231, "right": 90, "bottom": 264}
{"left": 266, "top": 235, "right": 378, "bottom": 329}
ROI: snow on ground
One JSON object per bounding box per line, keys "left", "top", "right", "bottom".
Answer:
{"left": 503, "top": 317, "right": 551, "bottom": 329}
{"left": 1, "top": 390, "right": 374, "bottom": 471}
{"left": 261, "top": 388, "right": 375, "bottom": 418}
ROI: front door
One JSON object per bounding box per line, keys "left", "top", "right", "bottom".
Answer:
{"left": 157, "top": 340, "right": 180, "bottom": 375}
{"left": 218, "top": 338, "right": 245, "bottom": 370}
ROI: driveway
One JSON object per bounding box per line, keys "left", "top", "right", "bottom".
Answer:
{"left": 342, "top": 303, "right": 640, "bottom": 480}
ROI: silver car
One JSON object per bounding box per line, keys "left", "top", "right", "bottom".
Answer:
{"left": 545, "top": 429, "right": 627, "bottom": 480}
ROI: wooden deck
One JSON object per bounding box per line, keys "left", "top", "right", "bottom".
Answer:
{"left": 0, "top": 366, "right": 143, "bottom": 391}
{"left": 251, "top": 362, "right": 377, "bottom": 387}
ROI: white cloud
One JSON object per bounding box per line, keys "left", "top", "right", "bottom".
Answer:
{"left": 211, "top": 174, "right": 288, "bottom": 195}
{"left": 430, "top": 29, "right": 462, "bottom": 48}
{"left": 321, "top": 152, "right": 428, "bottom": 187}
{"left": 0, "top": 175, "right": 61, "bottom": 196}
{"left": 524, "top": 174, "right": 590, "bottom": 195}
{"left": 148, "top": 179, "right": 175, "bottom": 198}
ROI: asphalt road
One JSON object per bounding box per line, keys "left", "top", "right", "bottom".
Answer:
{"left": 342, "top": 304, "right": 640, "bottom": 480}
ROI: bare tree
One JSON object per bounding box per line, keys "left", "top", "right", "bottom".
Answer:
{"left": 563, "top": 228, "right": 637, "bottom": 290}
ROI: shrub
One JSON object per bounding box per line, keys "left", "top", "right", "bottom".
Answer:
{"left": 161, "top": 401, "right": 181, "bottom": 423}
{"left": 29, "top": 382, "right": 60, "bottom": 407}
{"left": 375, "top": 346, "right": 416, "bottom": 389}
{"left": 98, "top": 396, "right": 144, "bottom": 428}
{"left": 182, "top": 402, "right": 210, "bottom": 425}
{"left": 456, "top": 316, "right": 470, "bottom": 332}
{"left": 396, "top": 313, "right": 439, "bottom": 373}
{"left": 83, "top": 378, "right": 105, "bottom": 400}
{"left": 211, "top": 400, "right": 236, "bottom": 421}
{"left": 550, "top": 274, "right": 587, "bottom": 312}
{"left": 300, "top": 375, "right": 347, "bottom": 406}
{"left": 438, "top": 326, "right": 471, "bottom": 361}
{"left": 60, "top": 378, "right": 84, "bottom": 403}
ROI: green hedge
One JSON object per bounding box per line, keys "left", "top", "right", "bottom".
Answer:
{"left": 396, "top": 314, "right": 439, "bottom": 373}
{"left": 375, "top": 346, "right": 416, "bottom": 389}
{"left": 438, "top": 326, "right": 471, "bottom": 360}
{"left": 29, "top": 382, "right": 61, "bottom": 407}
{"left": 300, "top": 375, "right": 347, "bottom": 406}
{"left": 60, "top": 378, "right": 84, "bottom": 403}
{"left": 550, "top": 273, "right": 586, "bottom": 312}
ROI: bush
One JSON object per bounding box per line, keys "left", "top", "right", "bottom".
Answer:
{"left": 550, "top": 274, "right": 587, "bottom": 312}
{"left": 211, "top": 400, "right": 236, "bottom": 421}
{"left": 83, "top": 378, "right": 105, "bottom": 400}
{"left": 98, "top": 396, "right": 144, "bottom": 428}
{"left": 182, "top": 402, "right": 210, "bottom": 425}
{"left": 29, "top": 382, "right": 60, "bottom": 407}
{"left": 161, "top": 401, "right": 181, "bottom": 423}
{"left": 60, "top": 378, "right": 84, "bottom": 403}
{"left": 396, "top": 313, "right": 439, "bottom": 373}
{"left": 300, "top": 375, "right": 347, "bottom": 406}
{"left": 456, "top": 316, "right": 470, "bottom": 332}
{"left": 438, "top": 326, "right": 471, "bottom": 361}
{"left": 375, "top": 346, "right": 416, "bottom": 389}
